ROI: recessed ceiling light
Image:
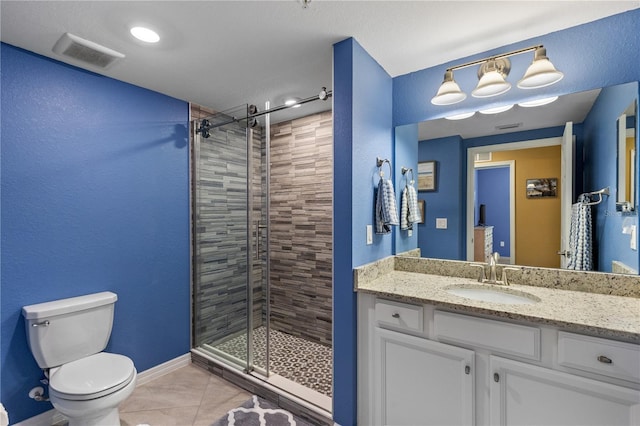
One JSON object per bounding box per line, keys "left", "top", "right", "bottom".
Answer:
{"left": 479, "top": 104, "right": 514, "bottom": 115}
{"left": 285, "top": 98, "right": 301, "bottom": 108}
{"left": 518, "top": 96, "right": 559, "bottom": 108}
{"left": 445, "top": 111, "right": 475, "bottom": 120}
{"left": 130, "top": 26, "right": 160, "bottom": 43}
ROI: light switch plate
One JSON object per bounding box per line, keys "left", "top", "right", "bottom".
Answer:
{"left": 436, "top": 218, "right": 447, "bottom": 229}
{"left": 631, "top": 225, "right": 637, "bottom": 250}
{"left": 366, "top": 225, "right": 373, "bottom": 245}
{"left": 408, "top": 229, "right": 413, "bottom": 237}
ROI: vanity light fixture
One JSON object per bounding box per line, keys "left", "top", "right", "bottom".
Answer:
{"left": 431, "top": 70, "right": 467, "bottom": 105}
{"left": 479, "top": 104, "right": 514, "bottom": 115}
{"left": 130, "top": 26, "right": 160, "bottom": 43}
{"left": 518, "top": 96, "right": 559, "bottom": 108}
{"left": 445, "top": 111, "right": 475, "bottom": 120}
{"left": 431, "top": 45, "right": 563, "bottom": 106}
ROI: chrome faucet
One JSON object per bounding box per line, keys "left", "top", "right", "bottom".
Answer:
{"left": 488, "top": 252, "right": 499, "bottom": 283}
{"left": 472, "top": 252, "right": 519, "bottom": 285}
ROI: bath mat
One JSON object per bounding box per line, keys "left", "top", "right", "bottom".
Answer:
{"left": 210, "top": 395, "right": 315, "bottom": 426}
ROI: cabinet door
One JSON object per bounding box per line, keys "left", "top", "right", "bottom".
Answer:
{"left": 490, "top": 356, "right": 640, "bottom": 426}
{"left": 373, "top": 327, "right": 474, "bottom": 426}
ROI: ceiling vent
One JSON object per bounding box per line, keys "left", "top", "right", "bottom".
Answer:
{"left": 495, "top": 122, "right": 523, "bottom": 131}
{"left": 52, "top": 33, "right": 125, "bottom": 68}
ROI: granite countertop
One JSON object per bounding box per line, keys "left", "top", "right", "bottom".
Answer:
{"left": 355, "top": 256, "right": 640, "bottom": 344}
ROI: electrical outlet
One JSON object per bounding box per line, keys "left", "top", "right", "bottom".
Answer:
{"left": 408, "top": 229, "right": 413, "bottom": 237}
{"left": 436, "top": 218, "right": 447, "bottom": 229}
{"left": 500, "top": 241, "right": 505, "bottom": 247}
{"left": 366, "top": 225, "right": 373, "bottom": 245}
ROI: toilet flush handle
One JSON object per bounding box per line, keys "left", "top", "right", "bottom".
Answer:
{"left": 32, "top": 320, "right": 50, "bottom": 327}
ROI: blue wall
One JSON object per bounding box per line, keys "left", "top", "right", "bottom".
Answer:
{"left": 333, "top": 37, "right": 393, "bottom": 426}
{"left": 477, "top": 167, "right": 511, "bottom": 258}
{"left": 1, "top": 44, "right": 191, "bottom": 422}
{"left": 417, "top": 136, "right": 465, "bottom": 260}
{"left": 583, "top": 82, "right": 639, "bottom": 271}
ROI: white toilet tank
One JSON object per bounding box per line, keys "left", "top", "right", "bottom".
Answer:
{"left": 22, "top": 292, "right": 118, "bottom": 369}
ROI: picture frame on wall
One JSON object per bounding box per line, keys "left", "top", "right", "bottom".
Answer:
{"left": 526, "top": 178, "right": 558, "bottom": 198}
{"left": 418, "top": 200, "right": 425, "bottom": 224}
{"left": 418, "top": 161, "right": 437, "bottom": 191}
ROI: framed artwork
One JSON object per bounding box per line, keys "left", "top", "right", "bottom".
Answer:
{"left": 526, "top": 178, "right": 558, "bottom": 198}
{"left": 418, "top": 161, "right": 437, "bottom": 191}
{"left": 418, "top": 200, "right": 425, "bottom": 224}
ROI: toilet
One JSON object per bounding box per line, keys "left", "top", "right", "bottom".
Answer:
{"left": 22, "top": 292, "right": 137, "bottom": 426}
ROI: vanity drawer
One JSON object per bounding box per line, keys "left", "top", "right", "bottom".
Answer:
{"left": 558, "top": 332, "right": 640, "bottom": 383}
{"left": 434, "top": 310, "right": 540, "bottom": 360}
{"left": 374, "top": 299, "right": 423, "bottom": 333}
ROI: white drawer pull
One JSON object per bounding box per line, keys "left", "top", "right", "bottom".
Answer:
{"left": 391, "top": 313, "right": 400, "bottom": 318}
{"left": 597, "top": 355, "right": 613, "bottom": 364}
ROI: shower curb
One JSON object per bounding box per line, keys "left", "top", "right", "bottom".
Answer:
{"left": 191, "top": 351, "right": 333, "bottom": 426}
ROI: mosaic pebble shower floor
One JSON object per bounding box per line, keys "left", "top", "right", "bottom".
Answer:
{"left": 214, "top": 326, "right": 332, "bottom": 397}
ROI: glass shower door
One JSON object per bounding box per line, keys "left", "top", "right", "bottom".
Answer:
{"left": 192, "top": 105, "right": 269, "bottom": 375}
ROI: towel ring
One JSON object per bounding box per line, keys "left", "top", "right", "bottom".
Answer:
{"left": 401, "top": 167, "right": 415, "bottom": 185}
{"left": 377, "top": 157, "right": 392, "bottom": 178}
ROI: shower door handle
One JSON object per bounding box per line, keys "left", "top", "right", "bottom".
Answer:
{"left": 256, "top": 220, "right": 267, "bottom": 259}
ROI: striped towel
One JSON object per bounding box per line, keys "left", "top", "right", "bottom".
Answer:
{"left": 375, "top": 178, "right": 399, "bottom": 235}
{"left": 401, "top": 185, "right": 421, "bottom": 230}
{"left": 567, "top": 194, "right": 593, "bottom": 271}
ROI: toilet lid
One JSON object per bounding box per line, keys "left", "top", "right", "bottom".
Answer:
{"left": 49, "top": 352, "right": 135, "bottom": 401}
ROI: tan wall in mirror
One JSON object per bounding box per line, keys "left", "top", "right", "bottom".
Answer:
{"left": 491, "top": 145, "right": 561, "bottom": 268}
{"left": 626, "top": 136, "right": 634, "bottom": 201}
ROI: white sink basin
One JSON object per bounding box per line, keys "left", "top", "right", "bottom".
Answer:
{"left": 445, "top": 284, "right": 540, "bottom": 305}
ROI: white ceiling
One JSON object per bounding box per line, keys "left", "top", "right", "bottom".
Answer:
{"left": 1, "top": 1, "right": 638, "bottom": 124}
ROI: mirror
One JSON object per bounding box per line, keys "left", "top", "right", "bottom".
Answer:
{"left": 617, "top": 100, "right": 637, "bottom": 212}
{"left": 398, "top": 81, "right": 639, "bottom": 274}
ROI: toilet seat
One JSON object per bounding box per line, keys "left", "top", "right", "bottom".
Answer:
{"left": 49, "top": 352, "right": 135, "bottom": 401}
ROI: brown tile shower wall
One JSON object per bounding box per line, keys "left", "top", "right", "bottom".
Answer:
{"left": 269, "top": 111, "right": 333, "bottom": 347}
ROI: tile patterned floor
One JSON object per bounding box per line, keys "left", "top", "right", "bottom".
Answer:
{"left": 120, "top": 364, "right": 252, "bottom": 426}
{"left": 214, "top": 327, "right": 333, "bottom": 397}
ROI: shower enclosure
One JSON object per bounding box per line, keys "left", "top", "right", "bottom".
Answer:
{"left": 191, "top": 100, "right": 333, "bottom": 408}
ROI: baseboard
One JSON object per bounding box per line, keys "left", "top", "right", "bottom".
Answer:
{"left": 12, "top": 409, "right": 66, "bottom": 426}
{"left": 135, "top": 353, "right": 191, "bottom": 386}
{"left": 13, "top": 353, "right": 191, "bottom": 426}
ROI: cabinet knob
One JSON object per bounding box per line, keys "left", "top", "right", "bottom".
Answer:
{"left": 391, "top": 313, "right": 400, "bottom": 318}
{"left": 597, "top": 355, "right": 613, "bottom": 364}
{"left": 465, "top": 365, "right": 471, "bottom": 375}
{"left": 493, "top": 373, "right": 500, "bottom": 382}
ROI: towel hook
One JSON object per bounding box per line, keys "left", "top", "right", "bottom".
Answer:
{"left": 579, "top": 187, "right": 610, "bottom": 206}
{"left": 377, "top": 157, "right": 392, "bottom": 178}
{"left": 401, "top": 167, "right": 415, "bottom": 185}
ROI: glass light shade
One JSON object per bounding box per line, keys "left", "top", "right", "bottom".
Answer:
{"left": 445, "top": 111, "right": 475, "bottom": 120}
{"left": 471, "top": 70, "right": 511, "bottom": 98}
{"left": 518, "top": 96, "right": 559, "bottom": 107}
{"left": 431, "top": 71, "right": 467, "bottom": 105}
{"left": 479, "top": 104, "right": 513, "bottom": 114}
{"left": 517, "top": 49, "right": 563, "bottom": 89}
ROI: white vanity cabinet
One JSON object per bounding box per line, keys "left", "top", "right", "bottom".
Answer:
{"left": 358, "top": 293, "right": 640, "bottom": 426}
{"left": 490, "top": 356, "right": 640, "bottom": 426}
{"left": 373, "top": 327, "right": 474, "bottom": 425}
